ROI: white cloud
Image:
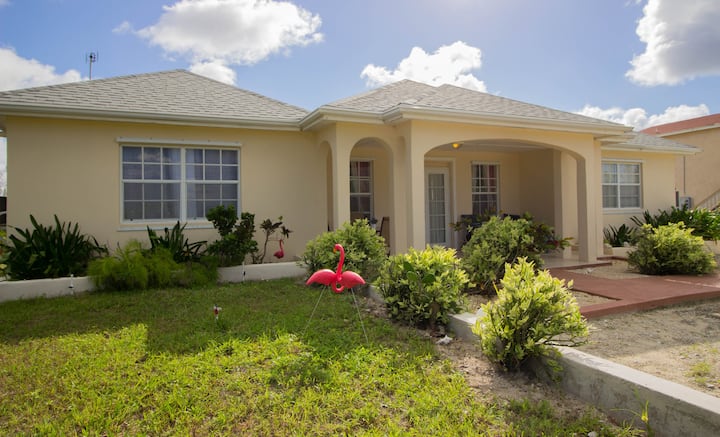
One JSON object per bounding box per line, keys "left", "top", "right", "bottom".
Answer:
{"left": 627, "top": 0, "right": 720, "bottom": 85}
{"left": 189, "top": 60, "right": 237, "bottom": 84}
{"left": 112, "top": 20, "right": 134, "bottom": 34}
{"left": 133, "top": 0, "right": 323, "bottom": 81}
{"left": 577, "top": 103, "right": 710, "bottom": 130}
{"left": 360, "top": 41, "right": 487, "bottom": 92}
{"left": 0, "top": 0, "right": 10, "bottom": 7}
{"left": 0, "top": 47, "right": 83, "bottom": 91}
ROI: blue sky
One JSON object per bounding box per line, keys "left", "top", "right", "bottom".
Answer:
{"left": 1, "top": 0, "right": 719, "bottom": 191}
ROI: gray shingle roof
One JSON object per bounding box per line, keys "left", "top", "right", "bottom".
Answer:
{"left": 614, "top": 132, "right": 701, "bottom": 154}
{"left": 0, "top": 70, "right": 308, "bottom": 123}
{"left": 323, "top": 80, "right": 625, "bottom": 128}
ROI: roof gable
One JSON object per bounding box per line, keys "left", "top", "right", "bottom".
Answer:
{"left": 317, "top": 79, "right": 625, "bottom": 130}
{"left": 0, "top": 70, "right": 308, "bottom": 127}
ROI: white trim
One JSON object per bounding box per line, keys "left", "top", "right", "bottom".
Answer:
{"left": 470, "top": 162, "right": 501, "bottom": 215}
{"left": 117, "top": 137, "right": 241, "bottom": 147}
{"left": 601, "top": 160, "right": 643, "bottom": 210}
{"left": 425, "top": 167, "right": 451, "bottom": 246}
{"left": 119, "top": 144, "right": 241, "bottom": 223}
{"left": 117, "top": 223, "right": 215, "bottom": 232}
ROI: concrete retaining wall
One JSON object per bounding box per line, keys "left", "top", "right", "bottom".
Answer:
{"left": 0, "top": 261, "right": 306, "bottom": 303}
{"left": 448, "top": 311, "right": 720, "bottom": 437}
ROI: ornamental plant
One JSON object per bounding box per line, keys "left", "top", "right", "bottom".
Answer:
{"left": 88, "top": 240, "right": 218, "bottom": 291}
{"left": 375, "top": 245, "right": 469, "bottom": 329}
{"left": 627, "top": 223, "right": 716, "bottom": 275}
{"left": 462, "top": 215, "right": 543, "bottom": 292}
{"left": 300, "top": 219, "right": 387, "bottom": 282}
{"left": 206, "top": 205, "right": 258, "bottom": 266}
{"left": 631, "top": 205, "right": 720, "bottom": 241}
{"left": 6, "top": 214, "right": 107, "bottom": 280}
{"left": 474, "top": 257, "right": 588, "bottom": 372}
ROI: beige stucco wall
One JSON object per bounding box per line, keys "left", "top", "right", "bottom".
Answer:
{"left": 601, "top": 150, "right": 677, "bottom": 231}
{"left": 6, "top": 116, "right": 326, "bottom": 260}
{"left": 667, "top": 128, "right": 720, "bottom": 206}
{"left": 7, "top": 113, "right": 662, "bottom": 263}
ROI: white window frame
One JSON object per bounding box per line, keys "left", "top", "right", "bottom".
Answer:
{"left": 350, "top": 160, "right": 373, "bottom": 220}
{"left": 119, "top": 138, "right": 241, "bottom": 223}
{"left": 602, "top": 160, "right": 643, "bottom": 211}
{"left": 471, "top": 162, "right": 500, "bottom": 216}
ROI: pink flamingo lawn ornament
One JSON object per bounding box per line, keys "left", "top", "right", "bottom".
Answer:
{"left": 306, "top": 243, "right": 365, "bottom": 293}
{"left": 273, "top": 239, "right": 284, "bottom": 259}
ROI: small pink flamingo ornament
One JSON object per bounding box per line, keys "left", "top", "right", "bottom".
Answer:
{"left": 273, "top": 239, "right": 285, "bottom": 259}
{"left": 306, "top": 244, "right": 365, "bottom": 293}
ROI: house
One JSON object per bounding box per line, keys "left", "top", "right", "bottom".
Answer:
{"left": 0, "top": 70, "right": 699, "bottom": 263}
{"left": 642, "top": 113, "right": 720, "bottom": 210}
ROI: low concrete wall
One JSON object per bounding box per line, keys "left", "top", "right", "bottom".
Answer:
{"left": 0, "top": 276, "right": 95, "bottom": 303}
{"left": 218, "top": 262, "right": 306, "bottom": 282}
{"left": 0, "top": 262, "right": 306, "bottom": 303}
{"left": 555, "top": 347, "right": 720, "bottom": 437}
{"left": 448, "top": 311, "right": 720, "bottom": 437}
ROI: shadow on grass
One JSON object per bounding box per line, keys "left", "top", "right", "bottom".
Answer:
{"left": 0, "top": 277, "right": 431, "bottom": 358}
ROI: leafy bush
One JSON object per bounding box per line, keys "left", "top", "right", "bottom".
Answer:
{"left": 300, "top": 219, "right": 387, "bottom": 282}
{"left": 88, "top": 240, "right": 218, "bottom": 291}
{"left": 206, "top": 205, "right": 258, "bottom": 266}
{"left": 251, "top": 216, "right": 292, "bottom": 264}
{"left": 375, "top": 246, "right": 469, "bottom": 329}
{"left": 6, "top": 214, "right": 107, "bottom": 280}
{"left": 627, "top": 223, "right": 716, "bottom": 275}
{"left": 473, "top": 258, "right": 588, "bottom": 372}
{"left": 631, "top": 205, "right": 720, "bottom": 241}
{"left": 88, "top": 240, "right": 149, "bottom": 291}
{"left": 461, "top": 215, "right": 545, "bottom": 292}
{"left": 147, "top": 221, "right": 206, "bottom": 263}
{"left": 603, "top": 223, "right": 638, "bottom": 247}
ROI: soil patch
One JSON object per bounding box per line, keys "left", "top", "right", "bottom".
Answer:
{"left": 464, "top": 260, "right": 720, "bottom": 397}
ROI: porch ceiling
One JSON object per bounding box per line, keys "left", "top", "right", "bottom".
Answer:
{"left": 436, "top": 139, "right": 547, "bottom": 152}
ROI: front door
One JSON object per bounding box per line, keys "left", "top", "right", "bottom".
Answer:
{"left": 425, "top": 168, "right": 451, "bottom": 246}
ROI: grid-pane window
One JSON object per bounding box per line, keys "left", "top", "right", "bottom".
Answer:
{"left": 602, "top": 162, "right": 641, "bottom": 209}
{"left": 350, "top": 161, "right": 373, "bottom": 220}
{"left": 122, "top": 145, "right": 239, "bottom": 221}
{"left": 186, "top": 148, "right": 239, "bottom": 219}
{"left": 471, "top": 163, "right": 499, "bottom": 216}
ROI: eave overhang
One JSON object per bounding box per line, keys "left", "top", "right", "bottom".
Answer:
{"left": 0, "top": 104, "right": 302, "bottom": 132}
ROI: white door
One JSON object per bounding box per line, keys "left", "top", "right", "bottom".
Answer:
{"left": 425, "top": 168, "right": 451, "bottom": 246}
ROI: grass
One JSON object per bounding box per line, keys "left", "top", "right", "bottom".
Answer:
{"left": 0, "top": 278, "right": 639, "bottom": 435}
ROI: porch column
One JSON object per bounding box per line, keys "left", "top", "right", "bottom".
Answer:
{"left": 406, "top": 139, "right": 427, "bottom": 250}
{"left": 576, "top": 148, "right": 600, "bottom": 263}
{"left": 331, "top": 140, "right": 351, "bottom": 229}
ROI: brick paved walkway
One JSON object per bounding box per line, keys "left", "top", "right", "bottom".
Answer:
{"left": 549, "top": 267, "right": 720, "bottom": 319}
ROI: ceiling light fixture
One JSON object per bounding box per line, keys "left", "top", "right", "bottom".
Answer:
{"left": 452, "top": 142, "right": 462, "bottom": 149}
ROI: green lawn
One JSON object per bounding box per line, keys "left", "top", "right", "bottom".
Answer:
{"left": 0, "top": 278, "right": 638, "bottom": 435}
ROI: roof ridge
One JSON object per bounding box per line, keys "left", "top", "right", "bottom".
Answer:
{"left": 0, "top": 69, "right": 187, "bottom": 95}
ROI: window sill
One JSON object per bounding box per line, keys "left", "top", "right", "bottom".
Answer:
{"left": 602, "top": 208, "right": 643, "bottom": 215}
{"left": 118, "top": 222, "right": 215, "bottom": 232}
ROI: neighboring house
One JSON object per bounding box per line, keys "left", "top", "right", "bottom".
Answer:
{"left": 642, "top": 114, "right": 720, "bottom": 210}
{"left": 0, "top": 70, "right": 698, "bottom": 263}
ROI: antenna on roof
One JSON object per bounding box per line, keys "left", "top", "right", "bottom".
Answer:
{"left": 85, "top": 51, "right": 99, "bottom": 80}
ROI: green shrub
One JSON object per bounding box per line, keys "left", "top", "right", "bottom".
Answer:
{"left": 88, "top": 241, "right": 219, "bottom": 291}
{"left": 251, "top": 216, "right": 292, "bottom": 264}
{"left": 300, "top": 219, "right": 387, "bottom": 282}
{"left": 603, "top": 223, "right": 638, "bottom": 247}
{"left": 375, "top": 246, "right": 469, "bottom": 329}
{"left": 206, "top": 206, "right": 258, "bottom": 266}
{"left": 473, "top": 258, "right": 588, "bottom": 372}
{"left": 147, "top": 221, "right": 206, "bottom": 263}
{"left": 6, "top": 214, "right": 107, "bottom": 280}
{"left": 461, "top": 216, "right": 544, "bottom": 292}
{"left": 627, "top": 223, "right": 716, "bottom": 275}
{"left": 88, "top": 240, "right": 149, "bottom": 291}
{"left": 631, "top": 205, "right": 720, "bottom": 240}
